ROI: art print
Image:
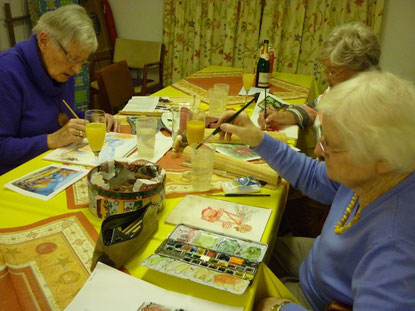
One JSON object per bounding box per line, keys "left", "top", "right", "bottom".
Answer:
{"left": 5, "top": 165, "right": 88, "bottom": 200}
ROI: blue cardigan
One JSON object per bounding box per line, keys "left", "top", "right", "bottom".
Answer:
{"left": 0, "top": 35, "right": 85, "bottom": 175}
{"left": 254, "top": 134, "right": 415, "bottom": 311}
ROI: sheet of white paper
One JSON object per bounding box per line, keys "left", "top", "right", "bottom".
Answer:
{"left": 166, "top": 195, "right": 272, "bottom": 241}
{"left": 4, "top": 164, "right": 88, "bottom": 200}
{"left": 129, "top": 131, "right": 172, "bottom": 163}
{"left": 238, "top": 86, "right": 269, "bottom": 96}
{"left": 65, "top": 262, "right": 243, "bottom": 311}
{"left": 250, "top": 92, "right": 299, "bottom": 140}
{"left": 122, "top": 96, "right": 159, "bottom": 112}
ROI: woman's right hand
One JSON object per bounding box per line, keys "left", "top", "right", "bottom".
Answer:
{"left": 47, "top": 118, "right": 86, "bottom": 149}
{"left": 217, "top": 111, "right": 264, "bottom": 147}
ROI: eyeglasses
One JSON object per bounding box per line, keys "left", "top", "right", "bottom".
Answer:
{"left": 320, "top": 65, "right": 348, "bottom": 80}
{"left": 318, "top": 137, "right": 346, "bottom": 157}
{"left": 53, "top": 38, "right": 89, "bottom": 66}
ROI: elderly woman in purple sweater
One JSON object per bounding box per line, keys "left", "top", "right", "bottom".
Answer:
{"left": 218, "top": 71, "right": 415, "bottom": 310}
{"left": 0, "top": 4, "right": 119, "bottom": 175}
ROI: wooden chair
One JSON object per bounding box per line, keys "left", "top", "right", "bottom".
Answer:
{"left": 95, "top": 60, "right": 134, "bottom": 114}
{"left": 90, "top": 38, "right": 164, "bottom": 109}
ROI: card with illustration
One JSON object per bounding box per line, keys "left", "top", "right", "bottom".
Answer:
{"left": 43, "top": 132, "right": 137, "bottom": 167}
{"left": 5, "top": 164, "right": 88, "bottom": 200}
{"left": 141, "top": 224, "right": 268, "bottom": 295}
{"left": 165, "top": 195, "right": 271, "bottom": 241}
{"left": 213, "top": 143, "right": 261, "bottom": 161}
{"left": 258, "top": 94, "right": 289, "bottom": 111}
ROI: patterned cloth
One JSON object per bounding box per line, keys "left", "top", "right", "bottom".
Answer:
{"left": 172, "top": 70, "right": 309, "bottom": 105}
{"left": 0, "top": 212, "right": 98, "bottom": 311}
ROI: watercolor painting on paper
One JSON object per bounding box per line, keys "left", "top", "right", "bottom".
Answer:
{"left": 165, "top": 195, "right": 271, "bottom": 241}
{"left": 213, "top": 143, "right": 261, "bottom": 161}
{"left": 43, "top": 132, "right": 136, "bottom": 167}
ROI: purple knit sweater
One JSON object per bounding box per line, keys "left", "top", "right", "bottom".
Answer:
{"left": 0, "top": 35, "right": 85, "bottom": 175}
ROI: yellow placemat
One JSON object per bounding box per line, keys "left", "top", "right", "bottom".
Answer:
{"left": 0, "top": 212, "right": 98, "bottom": 311}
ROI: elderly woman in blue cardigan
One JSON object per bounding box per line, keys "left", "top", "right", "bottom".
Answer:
{"left": 218, "top": 71, "right": 415, "bottom": 310}
{"left": 0, "top": 4, "right": 119, "bottom": 175}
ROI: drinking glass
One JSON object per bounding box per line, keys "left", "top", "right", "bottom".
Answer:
{"left": 242, "top": 57, "right": 256, "bottom": 105}
{"left": 85, "top": 109, "right": 106, "bottom": 163}
{"left": 186, "top": 109, "right": 205, "bottom": 147}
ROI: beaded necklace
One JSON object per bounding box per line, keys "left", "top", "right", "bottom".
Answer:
{"left": 334, "top": 194, "right": 362, "bottom": 234}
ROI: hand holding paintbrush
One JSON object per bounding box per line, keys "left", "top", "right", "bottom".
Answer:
{"left": 214, "top": 94, "right": 266, "bottom": 148}
{"left": 195, "top": 93, "right": 260, "bottom": 149}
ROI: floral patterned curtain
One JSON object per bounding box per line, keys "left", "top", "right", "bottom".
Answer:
{"left": 162, "top": 0, "right": 263, "bottom": 85}
{"left": 260, "top": 0, "right": 385, "bottom": 93}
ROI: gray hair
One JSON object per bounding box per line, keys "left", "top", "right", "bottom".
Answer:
{"left": 318, "top": 71, "right": 415, "bottom": 173}
{"left": 32, "top": 4, "right": 97, "bottom": 53}
{"left": 319, "top": 22, "right": 380, "bottom": 72}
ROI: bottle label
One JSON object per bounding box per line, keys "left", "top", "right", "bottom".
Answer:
{"left": 258, "top": 72, "right": 270, "bottom": 88}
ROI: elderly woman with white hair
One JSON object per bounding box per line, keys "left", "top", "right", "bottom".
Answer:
{"left": 0, "top": 4, "right": 119, "bottom": 175}
{"left": 258, "top": 22, "right": 381, "bottom": 130}
{"left": 218, "top": 71, "right": 415, "bottom": 310}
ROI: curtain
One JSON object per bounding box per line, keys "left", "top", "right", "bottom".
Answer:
{"left": 162, "top": 0, "right": 263, "bottom": 85}
{"left": 260, "top": 0, "right": 385, "bottom": 93}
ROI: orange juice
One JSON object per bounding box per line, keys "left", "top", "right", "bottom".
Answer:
{"left": 242, "top": 73, "right": 255, "bottom": 93}
{"left": 186, "top": 120, "right": 205, "bottom": 146}
{"left": 85, "top": 122, "right": 106, "bottom": 152}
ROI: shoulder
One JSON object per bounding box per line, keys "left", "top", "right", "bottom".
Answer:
{"left": 0, "top": 46, "right": 27, "bottom": 81}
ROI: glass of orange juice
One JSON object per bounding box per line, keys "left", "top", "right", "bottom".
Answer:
{"left": 85, "top": 109, "right": 106, "bottom": 163}
{"left": 242, "top": 57, "right": 256, "bottom": 104}
{"left": 186, "top": 109, "right": 205, "bottom": 147}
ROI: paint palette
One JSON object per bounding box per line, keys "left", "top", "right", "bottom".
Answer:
{"left": 141, "top": 224, "right": 268, "bottom": 294}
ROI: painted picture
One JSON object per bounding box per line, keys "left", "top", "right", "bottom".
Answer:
{"left": 43, "top": 132, "right": 136, "bottom": 167}
{"left": 213, "top": 144, "right": 261, "bottom": 161}
{"left": 5, "top": 165, "right": 88, "bottom": 200}
{"left": 165, "top": 195, "right": 271, "bottom": 241}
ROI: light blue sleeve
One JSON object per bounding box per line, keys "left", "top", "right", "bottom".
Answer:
{"left": 253, "top": 134, "right": 339, "bottom": 204}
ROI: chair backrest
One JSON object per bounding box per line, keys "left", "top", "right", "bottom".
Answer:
{"left": 113, "top": 38, "right": 163, "bottom": 68}
{"left": 96, "top": 60, "right": 134, "bottom": 114}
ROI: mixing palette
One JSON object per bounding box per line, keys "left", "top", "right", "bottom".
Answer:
{"left": 142, "top": 224, "right": 268, "bottom": 294}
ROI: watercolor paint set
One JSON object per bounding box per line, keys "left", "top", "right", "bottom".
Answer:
{"left": 142, "top": 224, "right": 268, "bottom": 294}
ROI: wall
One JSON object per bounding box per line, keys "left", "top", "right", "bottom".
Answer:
{"left": 107, "top": 0, "right": 164, "bottom": 42}
{"left": 0, "top": 0, "right": 31, "bottom": 51}
{"left": 379, "top": 0, "right": 415, "bottom": 82}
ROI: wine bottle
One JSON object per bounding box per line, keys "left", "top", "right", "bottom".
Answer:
{"left": 256, "top": 40, "right": 270, "bottom": 88}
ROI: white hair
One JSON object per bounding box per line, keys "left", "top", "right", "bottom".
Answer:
{"left": 318, "top": 71, "right": 415, "bottom": 173}
{"left": 319, "top": 22, "right": 380, "bottom": 72}
{"left": 32, "top": 4, "right": 97, "bottom": 53}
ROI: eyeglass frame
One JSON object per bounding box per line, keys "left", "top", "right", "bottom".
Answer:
{"left": 52, "top": 37, "right": 89, "bottom": 66}
{"left": 318, "top": 136, "right": 346, "bottom": 157}
{"left": 320, "top": 64, "right": 348, "bottom": 80}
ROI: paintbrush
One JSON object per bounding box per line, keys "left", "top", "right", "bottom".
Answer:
{"left": 208, "top": 194, "right": 271, "bottom": 197}
{"left": 195, "top": 92, "right": 260, "bottom": 149}
{"left": 264, "top": 88, "right": 267, "bottom": 126}
{"left": 62, "top": 99, "right": 79, "bottom": 119}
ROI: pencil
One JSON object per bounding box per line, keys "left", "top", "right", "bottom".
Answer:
{"left": 62, "top": 99, "right": 79, "bottom": 119}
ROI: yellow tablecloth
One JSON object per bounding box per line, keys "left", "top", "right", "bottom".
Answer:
{"left": 0, "top": 67, "right": 314, "bottom": 310}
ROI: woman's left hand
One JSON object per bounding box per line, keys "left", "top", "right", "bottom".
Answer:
{"left": 105, "top": 113, "right": 120, "bottom": 132}
{"left": 256, "top": 297, "right": 292, "bottom": 311}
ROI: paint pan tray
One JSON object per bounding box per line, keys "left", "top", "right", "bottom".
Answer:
{"left": 141, "top": 223, "right": 268, "bottom": 295}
